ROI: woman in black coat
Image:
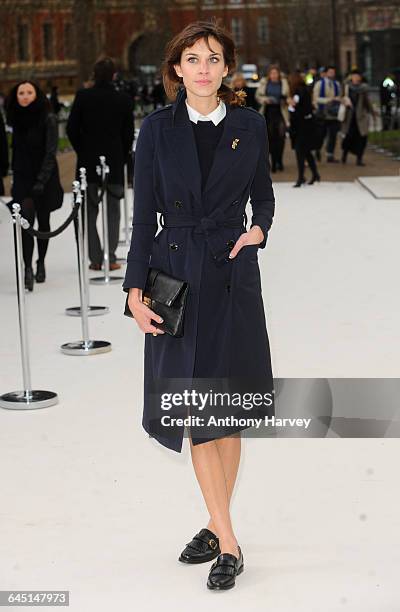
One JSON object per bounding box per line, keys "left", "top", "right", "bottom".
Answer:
{"left": 5, "top": 80, "right": 63, "bottom": 290}
{"left": 123, "top": 20, "right": 275, "bottom": 590}
{"left": 0, "top": 110, "right": 9, "bottom": 196}
{"left": 287, "top": 71, "right": 320, "bottom": 187}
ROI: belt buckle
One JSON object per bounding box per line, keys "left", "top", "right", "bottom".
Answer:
{"left": 208, "top": 538, "right": 218, "bottom": 550}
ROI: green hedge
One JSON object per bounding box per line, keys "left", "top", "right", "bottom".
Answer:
{"left": 369, "top": 130, "right": 400, "bottom": 155}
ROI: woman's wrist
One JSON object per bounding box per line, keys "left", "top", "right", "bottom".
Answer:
{"left": 250, "top": 225, "right": 265, "bottom": 244}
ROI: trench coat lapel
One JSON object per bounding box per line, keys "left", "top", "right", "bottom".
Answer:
{"left": 164, "top": 88, "right": 255, "bottom": 209}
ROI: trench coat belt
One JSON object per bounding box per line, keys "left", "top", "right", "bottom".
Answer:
{"left": 159, "top": 211, "right": 247, "bottom": 262}
{"left": 160, "top": 211, "right": 247, "bottom": 233}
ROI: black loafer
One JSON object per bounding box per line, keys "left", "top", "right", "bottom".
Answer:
{"left": 179, "top": 528, "right": 220, "bottom": 564}
{"left": 207, "top": 545, "right": 244, "bottom": 590}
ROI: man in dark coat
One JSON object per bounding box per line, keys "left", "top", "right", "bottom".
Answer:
{"left": 67, "top": 57, "right": 135, "bottom": 269}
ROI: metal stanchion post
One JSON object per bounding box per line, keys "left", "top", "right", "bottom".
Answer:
{"left": 61, "top": 184, "right": 112, "bottom": 356}
{"left": 118, "top": 163, "right": 131, "bottom": 247}
{"left": 65, "top": 169, "right": 109, "bottom": 316}
{"left": 90, "top": 155, "right": 124, "bottom": 285}
{"left": 115, "top": 162, "right": 130, "bottom": 263}
{"left": 0, "top": 204, "right": 58, "bottom": 409}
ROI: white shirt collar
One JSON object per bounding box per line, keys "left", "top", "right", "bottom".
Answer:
{"left": 185, "top": 98, "right": 226, "bottom": 126}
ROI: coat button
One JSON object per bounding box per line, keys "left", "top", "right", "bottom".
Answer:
{"left": 226, "top": 239, "right": 235, "bottom": 250}
{"left": 174, "top": 200, "right": 183, "bottom": 208}
{"left": 169, "top": 242, "right": 178, "bottom": 250}
{"left": 226, "top": 284, "right": 231, "bottom": 293}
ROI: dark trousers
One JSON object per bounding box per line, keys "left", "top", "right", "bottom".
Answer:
{"left": 86, "top": 182, "right": 121, "bottom": 265}
{"left": 20, "top": 198, "right": 51, "bottom": 267}
{"left": 295, "top": 149, "right": 318, "bottom": 180}
{"left": 265, "top": 109, "right": 286, "bottom": 168}
{"left": 325, "top": 119, "right": 340, "bottom": 157}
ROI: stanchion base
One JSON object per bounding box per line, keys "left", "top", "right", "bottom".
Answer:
{"left": 65, "top": 305, "right": 110, "bottom": 317}
{"left": 89, "top": 276, "right": 124, "bottom": 285}
{"left": 60, "top": 340, "right": 112, "bottom": 356}
{"left": 0, "top": 390, "right": 58, "bottom": 410}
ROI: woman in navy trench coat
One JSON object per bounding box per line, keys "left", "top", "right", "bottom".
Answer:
{"left": 123, "top": 21, "right": 275, "bottom": 589}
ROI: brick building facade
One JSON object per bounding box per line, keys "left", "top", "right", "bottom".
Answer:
{"left": 0, "top": 0, "right": 274, "bottom": 95}
{"left": 337, "top": 0, "right": 400, "bottom": 84}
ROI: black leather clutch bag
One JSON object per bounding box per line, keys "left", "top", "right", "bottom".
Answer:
{"left": 124, "top": 267, "right": 189, "bottom": 337}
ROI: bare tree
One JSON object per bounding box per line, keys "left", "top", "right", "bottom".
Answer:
{"left": 268, "top": 0, "right": 334, "bottom": 71}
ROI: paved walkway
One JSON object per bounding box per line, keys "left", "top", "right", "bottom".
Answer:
{"left": 2, "top": 133, "right": 398, "bottom": 197}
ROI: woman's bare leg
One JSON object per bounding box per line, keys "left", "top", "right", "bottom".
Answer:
{"left": 206, "top": 434, "right": 241, "bottom": 534}
{"left": 189, "top": 433, "right": 241, "bottom": 557}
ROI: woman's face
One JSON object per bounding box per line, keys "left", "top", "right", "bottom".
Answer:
{"left": 351, "top": 73, "right": 362, "bottom": 85}
{"left": 233, "top": 76, "right": 246, "bottom": 89}
{"left": 17, "top": 83, "right": 37, "bottom": 107}
{"left": 174, "top": 36, "right": 229, "bottom": 100}
{"left": 269, "top": 69, "right": 280, "bottom": 82}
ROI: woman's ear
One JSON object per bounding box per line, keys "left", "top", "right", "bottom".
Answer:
{"left": 174, "top": 64, "right": 182, "bottom": 79}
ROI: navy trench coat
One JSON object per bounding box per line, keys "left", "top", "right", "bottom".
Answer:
{"left": 123, "top": 87, "right": 276, "bottom": 453}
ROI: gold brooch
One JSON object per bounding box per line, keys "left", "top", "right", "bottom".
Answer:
{"left": 231, "top": 138, "right": 240, "bottom": 150}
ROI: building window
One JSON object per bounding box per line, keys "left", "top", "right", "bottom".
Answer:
{"left": 231, "top": 18, "right": 243, "bottom": 46}
{"left": 64, "top": 23, "right": 74, "bottom": 60}
{"left": 258, "top": 16, "right": 269, "bottom": 44}
{"left": 43, "top": 23, "right": 54, "bottom": 61}
{"left": 17, "top": 23, "right": 29, "bottom": 62}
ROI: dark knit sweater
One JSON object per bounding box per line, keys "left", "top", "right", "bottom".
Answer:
{"left": 191, "top": 118, "right": 225, "bottom": 192}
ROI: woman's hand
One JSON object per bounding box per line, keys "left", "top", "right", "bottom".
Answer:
{"left": 228, "top": 225, "right": 264, "bottom": 259}
{"left": 127, "top": 288, "right": 165, "bottom": 334}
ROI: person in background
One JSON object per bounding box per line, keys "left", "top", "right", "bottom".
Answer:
{"left": 312, "top": 65, "right": 342, "bottom": 162}
{"left": 0, "top": 109, "right": 8, "bottom": 197}
{"left": 152, "top": 77, "right": 167, "bottom": 108}
{"left": 255, "top": 64, "right": 289, "bottom": 172}
{"left": 288, "top": 71, "right": 320, "bottom": 187}
{"left": 230, "top": 72, "right": 258, "bottom": 110}
{"left": 49, "top": 85, "right": 64, "bottom": 117}
{"left": 340, "top": 69, "right": 376, "bottom": 166}
{"left": 5, "top": 80, "right": 64, "bottom": 290}
{"left": 67, "top": 57, "right": 135, "bottom": 271}
{"left": 312, "top": 66, "right": 326, "bottom": 161}
{"left": 304, "top": 67, "right": 318, "bottom": 90}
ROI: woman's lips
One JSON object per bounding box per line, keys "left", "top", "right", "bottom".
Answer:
{"left": 195, "top": 80, "right": 211, "bottom": 85}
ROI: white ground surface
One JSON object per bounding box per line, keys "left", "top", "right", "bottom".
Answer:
{"left": 358, "top": 174, "right": 400, "bottom": 199}
{"left": 0, "top": 181, "right": 399, "bottom": 612}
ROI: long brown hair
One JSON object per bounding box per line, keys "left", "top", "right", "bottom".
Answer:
{"left": 266, "top": 64, "right": 282, "bottom": 81}
{"left": 288, "top": 71, "right": 305, "bottom": 96}
{"left": 161, "top": 18, "right": 246, "bottom": 107}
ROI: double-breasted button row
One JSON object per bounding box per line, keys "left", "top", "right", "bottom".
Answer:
{"left": 169, "top": 242, "right": 179, "bottom": 250}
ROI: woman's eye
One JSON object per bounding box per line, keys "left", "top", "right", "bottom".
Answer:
{"left": 187, "top": 57, "right": 219, "bottom": 63}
